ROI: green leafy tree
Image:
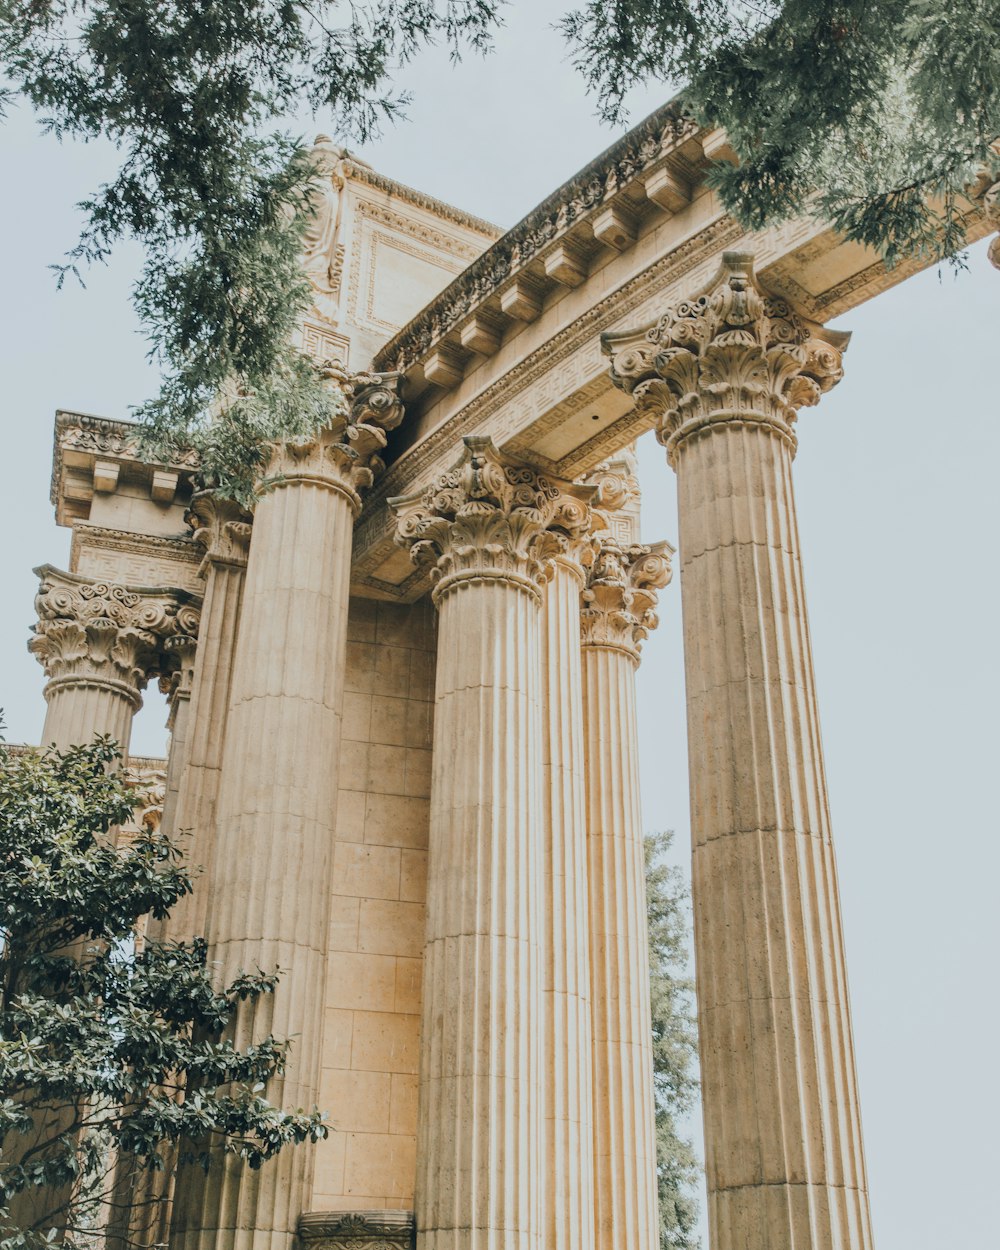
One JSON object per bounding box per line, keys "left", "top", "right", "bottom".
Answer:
{"left": 561, "top": 1, "right": 1000, "bottom": 266}
{"left": 2, "top": 3, "right": 995, "bottom": 491}
{"left": 0, "top": 735, "right": 325, "bottom": 1250}
{"left": 645, "top": 831, "right": 701, "bottom": 1250}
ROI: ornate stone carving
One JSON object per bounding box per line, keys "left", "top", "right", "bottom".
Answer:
{"left": 374, "top": 103, "right": 700, "bottom": 374}
{"left": 390, "top": 437, "right": 592, "bottom": 602}
{"left": 983, "top": 180, "right": 1000, "bottom": 270}
{"left": 298, "top": 1210, "right": 415, "bottom": 1250}
{"left": 580, "top": 537, "right": 673, "bottom": 662}
{"left": 262, "top": 366, "right": 404, "bottom": 508}
{"left": 29, "top": 566, "right": 201, "bottom": 706}
{"left": 185, "top": 490, "right": 254, "bottom": 569}
{"left": 603, "top": 251, "right": 848, "bottom": 464}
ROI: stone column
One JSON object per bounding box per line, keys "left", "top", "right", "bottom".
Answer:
{"left": 539, "top": 527, "right": 596, "bottom": 1250}
{"left": 158, "top": 632, "right": 199, "bottom": 845}
{"left": 170, "top": 370, "right": 402, "bottom": 1250}
{"left": 604, "top": 251, "right": 874, "bottom": 1249}
{"left": 580, "top": 536, "right": 671, "bottom": 1250}
{"left": 28, "top": 565, "right": 199, "bottom": 754}
{"left": 392, "top": 438, "right": 589, "bottom": 1250}
{"left": 155, "top": 492, "right": 253, "bottom": 942}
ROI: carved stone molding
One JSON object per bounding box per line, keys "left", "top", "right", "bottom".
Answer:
{"left": 29, "top": 566, "right": 202, "bottom": 706}
{"left": 580, "top": 536, "right": 673, "bottom": 663}
{"left": 262, "top": 366, "right": 404, "bottom": 509}
{"left": 602, "top": 250, "right": 848, "bottom": 465}
{"left": 390, "top": 437, "right": 592, "bottom": 603}
{"left": 984, "top": 180, "right": 1000, "bottom": 270}
{"left": 185, "top": 490, "right": 254, "bottom": 570}
{"left": 298, "top": 1210, "right": 415, "bottom": 1250}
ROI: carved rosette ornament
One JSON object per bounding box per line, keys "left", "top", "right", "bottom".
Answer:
{"left": 580, "top": 537, "right": 673, "bottom": 663}
{"left": 602, "top": 251, "right": 848, "bottom": 464}
{"left": 298, "top": 1210, "right": 414, "bottom": 1250}
{"left": 391, "top": 436, "right": 592, "bottom": 602}
{"left": 262, "top": 364, "right": 404, "bottom": 509}
{"left": 28, "top": 566, "right": 201, "bottom": 709}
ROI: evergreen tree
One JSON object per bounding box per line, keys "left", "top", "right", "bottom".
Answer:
{"left": 1, "top": 3, "right": 995, "bottom": 490}
{"left": 645, "top": 831, "right": 701, "bottom": 1250}
{"left": 0, "top": 735, "right": 325, "bottom": 1250}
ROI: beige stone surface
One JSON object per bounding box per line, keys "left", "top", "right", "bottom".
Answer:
{"left": 606, "top": 253, "right": 873, "bottom": 1250}
{"left": 309, "top": 597, "right": 435, "bottom": 1216}
{"left": 581, "top": 537, "right": 671, "bottom": 1250}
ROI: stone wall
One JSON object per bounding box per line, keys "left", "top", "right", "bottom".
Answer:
{"left": 311, "top": 596, "right": 436, "bottom": 1213}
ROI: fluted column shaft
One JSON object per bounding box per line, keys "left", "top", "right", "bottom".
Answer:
{"left": 604, "top": 252, "right": 873, "bottom": 1250}
{"left": 676, "top": 421, "right": 871, "bottom": 1249}
{"left": 420, "top": 570, "right": 543, "bottom": 1250}
{"left": 42, "top": 678, "right": 138, "bottom": 754}
{"left": 541, "top": 555, "right": 595, "bottom": 1250}
{"left": 580, "top": 540, "right": 669, "bottom": 1250}
{"left": 392, "top": 438, "right": 592, "bottom": 1250}
{"left": 170, "top": 445, "right": 358, "bottom": 1250}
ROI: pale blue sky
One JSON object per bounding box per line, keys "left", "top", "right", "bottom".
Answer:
{"left": 1, "top": 6, "right": 998, "bottom": 1247}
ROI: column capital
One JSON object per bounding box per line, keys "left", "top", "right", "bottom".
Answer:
{"left": 602, "top": 251, "right": 847, "bottom": 465}
{"left": 28, "top": 566, "right": 201, "bottom": 710}
{"left": 580, "top": 536, "right": 673, "bottom": 663}
{"left": 391, "top": 437, "right": 593, "bottom": 603}
{"left": 185, "top": 489, "right": 253, "bottom": 569}
{"left": 262, "top": 364, "right": 404, "bottom": 511}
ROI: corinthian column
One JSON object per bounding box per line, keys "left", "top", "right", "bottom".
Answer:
{"left": 156, "top": 491, "right": 253, "bottom": 943}
{"left": 580, "top": 536, "right": 671, "bottom": 1250}
{"left": 605, "top": 251, "right": 874, "bottom": 1250}
{"left": 170, "top": 369, "right": 402, "bottom": 1250}
{"left": 28, "top": 566, "right": 200, "bottom": 753}
{"left": 539, "top": 521, "right": 596, "bottom": 1250}
{"left": 392, "top": 438, "right": 589, "bottom": 1250}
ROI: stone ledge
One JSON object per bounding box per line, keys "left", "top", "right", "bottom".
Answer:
{"left": 298, "top": 1210, "right": 415, "bottom": 1250}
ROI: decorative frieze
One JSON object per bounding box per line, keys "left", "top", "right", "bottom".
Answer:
{"left": 603, "top": 250, "right": 847, "bottom": 463}
{"left": 391, "top": 436, "right": 591, "bottom": 602}
{"left": 298, "top": 1211, "right": 415, "bottom": 1250}
{"left": 580, "top": 537, "right": 673, "bottom": 662}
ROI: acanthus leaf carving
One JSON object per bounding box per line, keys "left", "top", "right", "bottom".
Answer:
{"left": 602, "top": 251, "right": 848, "bottom": 465}
{"left": 29, "top": 566, "right": 202, "bottom": 706}
{"left": 580, "top": 535, "right": 673, "bottom": 662}
{"left": 390, "top": 437, "right": 593, "bottom": 602}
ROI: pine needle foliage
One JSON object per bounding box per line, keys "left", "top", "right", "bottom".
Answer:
{"left": 561, "top": 1, "right": 1000, "bottom": 267}
{"left": 0, "top": 735, "right": 326, "bottom": 1250}
{"left": 645, "top": 831, "right": 701, "bottom": 1250}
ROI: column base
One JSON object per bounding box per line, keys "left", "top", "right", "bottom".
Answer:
{"left": 299, "top": 1211, "right": 415, "bottom": 1250}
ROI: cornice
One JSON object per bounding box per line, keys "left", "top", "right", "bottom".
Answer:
{"left": 372, "top": 97, "right": 698, "bottom": 375}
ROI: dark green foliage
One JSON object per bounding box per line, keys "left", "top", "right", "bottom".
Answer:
{"left": 0, "top": 2, "right": 502, "bottom": 494}
{"left": 0, "top": 736, "right": 325, "bottom": 1250}
{"left": 645, "top": 832, "right": 700, "bottom": 1250}
{"left": 562, "top": 1, "right": 1000, "bottom": 267}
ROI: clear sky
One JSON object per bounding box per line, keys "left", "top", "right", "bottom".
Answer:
{"left": 1, "top": 5, "right": 998, "bottom": 1247}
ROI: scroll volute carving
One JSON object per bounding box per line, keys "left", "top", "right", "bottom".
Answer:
{"left": 263, "top": 364, "right": 405, "bottom": 502}
{"left": 29, "top": 566, "right": 201, "bottom": 700}
{"left": 580, "top": 536, "right": 674, "bottom": 662}
{"left": 602, "top": 251, "right": 848, "bottom": 463}
{"left": 185, "top": 489, "right": 253, "bottom": 568}
{"left": 391, "top": 436, "right": 594, "bottom": 601}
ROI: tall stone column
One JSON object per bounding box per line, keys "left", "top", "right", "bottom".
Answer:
{"left": 155, "top": 492, "right": 253, "bottom": 943}
{"left": 392, "top": 438, "right": 589, "bottom": 1250}
{"left": 580, "top": 536, "right": 671, "bottom": 1250}
{"left": 605, "top": 252, "right": 874, "bottom": 1250}
{"left": 539, "top": 528, "right": 596, "bottom": 1250}
{"left": 170, "top": 370, "right": 402, "bottom": 1250}
{"left": 29, "top": 566, "right": 199, "bottom": 754}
